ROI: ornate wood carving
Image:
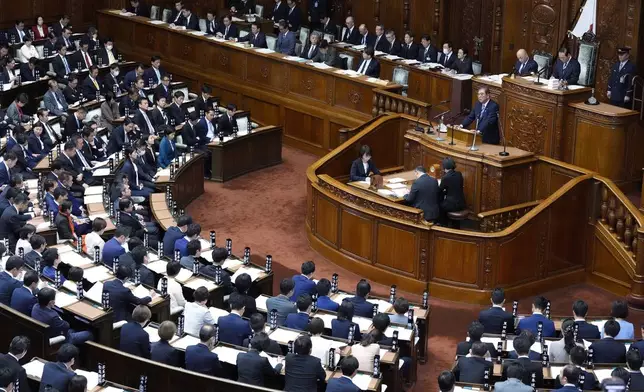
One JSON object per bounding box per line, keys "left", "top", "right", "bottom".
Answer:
{"left": 402, "top": 0, "right": 410, "bottom": 31}
{"left": 507, "top": 106, "right": 548, "bottom": 154}
{"left": 419, "top": 235, "right": 428, "bottom": 280}
{"left": 302, "top": 78, "right": 314, "bottom": 91}
{"left": 218, "top": 52, "right": 229, "bottom": 66}
{"left": 481, "top": 165, "right": 502, "bottom": 212}
{"left": 260, "top": 66, "right": 269, "bottom": 78}
{"left": 433, "top": 0, "right": 441, "bottom": 38}
{"left": 596, "top": 0, "right": 621, "bottom": 100}
{"left": 348, "top": 91, "right": 362, "bottom": 105}
{"left": 483, "top": 242, "right": 495, "bottom": 288}
{"left": 531, "top": 0, "right": 558, "bottom": 51}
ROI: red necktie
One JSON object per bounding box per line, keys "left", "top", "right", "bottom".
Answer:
{"left": 84, "top": 52, "right": 91, "bottom": 67}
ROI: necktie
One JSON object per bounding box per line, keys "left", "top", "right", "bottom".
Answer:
{"left": 65, "top": 38, "right": 70, "bottom": 48}
{"left": 424, "top": 47, "right": 429, "bottom": 60}
{"left": 52, "top": 92, "right": 63, "bottom": 110}
{"left": 92, "top": 78, "right": 99, "bottom": 91}
{"left": 186, "top": 15, "right": 190, "bottom": 27}
{"left": 133, "top": 161, "right": 139, "bottom": 185}
{"left": 308, "top": 45, "right": 315, "bottom": 58}
{"left": 358, "top": 60, "right": 368, "bottom": 74}
{"left": 142, "top": 110, "right": 154, "bottom": 134}
{"left": 480, "top": 104, "right": 486, "bottom": 120}
{"left": 211, "top": 21, "right": 215, "bottom": 32}
{"left": 78, "top": 149, "right": 90, "bottom": 168}
{"left": 84, "top": 51, "right": 91, "bottom": 68}
{"left": 362, "top": 35, "right": 366, "bottom": 45}
{"left": 289, "top": 7, "right": 293, "bottom": 15}
{"left": 45, "top": 123, "right": 56, "bottom": 141}
{"left": 391, "top": 41, "right": 394, "bottom": 51}
{"left": 62, "top": 56, "right": 70, "bottom": 73}
{"left": 619, "top": 62, "right": 625, "bottom": 72}
{"left": 519, "top": 62, "right": 524, "bottom": 74}
{"left": 563, "top": 61, "right": 568, "bottom": 70}
{"left": 375, "top": 36, "right": 380, "bottom": 47}
{"left": 225, "top": 26, "right": 229, "bottom": 36}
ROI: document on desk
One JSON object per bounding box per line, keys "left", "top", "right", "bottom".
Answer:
{"left": 331, "top": 292, "right": 352, "bottom": 304}
{"left": 366, "top": 77, "right": 389, "bottom": 86}
{"left": 385, "top": 182, "right": 406, "bottom": 189}
{"left": 199, "top": 238, "right": 211, "bottom": 250}
{"left": 401, "top": 59, "right": 420, "bottom": 65}
{"left": 352, "top": 374, "right": 373, "bottom": 391}
{"left": 93, "top": 167, "right": 111, "bottom": 177}
{"left": 391, "top": 188, "right": 408, "bottom": 198}
{"left": 146, "top": 260, "right": 168, "bottom": 274}
{"left": 131, "top": 285, "right": 151, "bottom": 299}
{"left": 85, "top": 282, "right": 104, "bottom": 304}
{"left": 213, "top": 346, "right": 243, "bottom": 364}
{"left": 171, "top": 335, "right": 200, "bottom": 350}
{"left": 255, "top": 48, "right": 275, "bottom": 54}
{"left": 594, "top": 368, "right": 614, "bottom": 382}
{"left": 55, "top": 291, "right": 79, "bottom": 308}
{"left": 383, "top": 325, "right": 412, "bottom": 341}
{"left": 36, "top": 221, "right": 51, "bottom": 232}
{"left": 377, "top": 189, "right": 396, "bottom": 197}
{"left": 451, "top": 74, "right": 474, "bottom": 80}
{"left": 310, "top": 62, "right": 333, "bottom": 70}
{"left": 384, "top": 55, "right": 403, "bottom": 61}
{"left": 147, "top": 252, "right": 160, "bottom": 262}
{"left": 83, "top": 266, "right": 113, "bottom": 283}
{"left": 82, "top": 194, "right": 103, "bottom": 205}
{"left": 209, "top": 36, "right": 226, "bottom": 42}
{"left": 189, "top": 31, "right": 207, "bottom": 36}
{"left": 259, "top": 351, "right": 282, "bottom": 368}
{"left": 174, "top": 268, "right": 194, "bottom": 283}
{"left": 255, "top": 294, "right": 270, "bottom": 312}
{"left": 222, "top": 257, "right": 243, "bottom": 270}
{"left": 102, "top": 387, "right": 126, "bottom": 392}
{"left": 316, "top": 313, "right": 336, "bottom": 329}
{"left": 185, "top": 278, "right": 218, "bottom": 292}
{"left": 269, "top": 328, "right": 303, "bottom": 344}
{"left": 144, "top": 326, "right": 179, "bottom": 344}
{"left": 284, "top": 56, "right": 308, "bottom": 62}
{"left": 352, "top": 44, "right": 367, "bottom": 51}
{"left": 63, "top": 252, "right": 92, "bottom": 267}
{"left": 23, "top": 360, "right": 45, "bottom": 379}
{"left": 84, "top": 186, "right": 103, "bottom": 196}
{"left": 75, "top": 370, "right": 99, "bottom": 390}
{"left": 148, "top": 20, "right": 166, "bottom": 25}
{"left": 232, "top": 266, "right": 263, "bottom": 282}
{"left": 63, "top": 280, "right": 78, "bottom": 293}
{"left": 374, "top": 51, "right": 387, "bottom": 57}
{"left": 354, "top": 316, "right": 374, "bottom": 332}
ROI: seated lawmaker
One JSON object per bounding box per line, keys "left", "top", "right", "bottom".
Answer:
{"left": 403, "top": 166, "right": 440, "bottom": 222}
{"left": 552, "top": 47, "right": 581, "bottom": 85}
{"left": 163, "top": 215, "right": 191, "bottom": 258}
{"left": 626, "top": 349, "right": 644, "bottom": 390}
{"left": 199, "top": 247, "right": 233, "bottom": 294}
{"left": 349, "top": 145, "right": 380, "bottom": 182}
{"left": 266, "top": 278, "right": 297, "bottom": 326}
{"left": 184, "top": 286, "right": 215, "bottom": 337}
{"left": 515, "top": 49, "right": 538, "bottom": 76}
{"left": 234, "top": 273, "right": 257, "bottom": 318}
{"left": 217, "top": 292, "right": 253, "bottom": 346}
{"left": 572, "top": 299, "right": 601, "bottom": 339}
{"left": 502, "top": 336, "right": 543, "bottom": 388}
{"left": 103, "top": 265, "right": 153, "bottom": 322}
{"left": 120, "top": 305, "right": 152, "bottom": 359}
{"left": 332, "top": 301, "right": 362, "bottom": 342}
{"left": 185, "top": 324, "right": 222, "bottom": 376}
{"left": 236, "top": 332, "right": 283, "bottom": 387}
{"left": 439, "top": 157, "right": 466, "bottom": 217}
{"left": 151, "top": 321, "right": 181, "bottom": 367}
{"left": 158, "top": 127, "right": 177, "bottom": 168}
{"left": 452, "top": 341, "right": 493, "bottom": 384}
{"left": 552, "top": 347, "right": 597, "bottom": 390}
{"left": 356, "top": 47, "right": 380, "bottom": 78}
{"left": 478, "top": 287, "right": 515, "bottom": 335}
{"left": 284, "top": 335, "right": 326, "bottom": 392}
{"left": 42, "top": 248, "right": 64, "bottom": 283}
{"left": 9, "top": 270, "right": 38, "bottom": 316}
{"left": 454, "top": 48, "right": 473, "bottom": 74}
{"left": 102, "top": 226, "right": 129, "bottom": 267}
{"left": 605, "top": 300, "right": 634, "bottom": 339}
{"left": 326, "top": 356, "right": 361, "bottom": 392}
{"left": 237, "top": 22, "right": 267, "bottom": 48}
{"left": 32, "top": 287, "right": 93, "bottom": 345}
{"left": 0, "top": 255, "right": 22, "bottom": 305}
{"left": 457, "top": 87, "right": 500, "bottom": 145}
{"left": 291, "top": 260, "right": 317, "bottom": 301}
{"left": 284, "top": 294, "right": 312, "bottom": 331}
{"left": 157, "top": 262, "right": 186, "bottom": 315}
{"left": 345, "top": 279, "right": 375, "bottom": 318}
{"left": 39, "top": 344, "right": 79, "bottom": 392}
{"left": 516, "top": 295, "right": 555, "bottom": 337}
{"left": 241, "top": 313, "right": 283, "bottom": 355}
{"left": 316, "top": 278, "right": 339, "bottom": 312}
{"left": 174, "top": 223, "right": 201, "bottom": 258}
{"left": 589, "top": 320, "right": 626, "bottom": 364}
{"left": 456, "top": 321, "right": 497, "bottom": 358}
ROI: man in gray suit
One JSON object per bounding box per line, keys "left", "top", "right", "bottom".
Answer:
{"left": 312, "top": 40, "right": 340, "bottom": 67}
{"left": 265, "top": 278, "right": 297, "bottom": 326}
{"left": 6, "top": 94, "right": 29, "bottom": 126}
{"left": 275, "top": 20, "right": 296, "bottom": 55}
{"left": 494, "top": 362, "right": 532, "bottom": 392}
{"left": 43, "top": 80, "right": 69, "bottom": 118}
{"left": 404, "top": 166, "right": 440, "bottom": 222}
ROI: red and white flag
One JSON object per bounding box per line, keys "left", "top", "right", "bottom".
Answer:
{"left": 571, "top": 0, "right": 597, "bottom": 38}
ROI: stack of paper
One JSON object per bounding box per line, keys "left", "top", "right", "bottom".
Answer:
{"left": 147, "top": 252, "right": 160, "bottom": 262}
{"left": 255, "top": 295, "right": 270, "bottom": 312}
{"left": 85, "top": 282, "right": 104, "bottom": 304}
{"left": 62, "top": 280, "right": 78, "bottom": 293}
{"left": 384, "top": 55, "right": 403, "bottom": 61}
{"left": 63, "top": 252, "right": 92, "bottom": 267}
{"left": 75, "top": 370, "right": 99, "bottom": 390}
{"left": 213, "top": 346, "right": 244, "bottom": 364}
{"left": 171, "top": 335, "right": 200, "bottom": 350}
{"left": 383, "top": 325, "right": 413, "bottom": 341}
{"left": 222, "top": 257, "right": 243, "bottom": 270}
{"left": 189, "top": 31, "right": 207, "bottom": 36}
{"left": 83, "top": 266, "right": 113, "bottom": 283}
{"left": 547, "top": 79, "right": 560, "bottom": 90}
{"left": 377, "top": 189, "right": 395, "bottom": 197}
{"left": 174, "top": 268, "right": 194, "bottom": 283}
{"left": 208, "top": 307, "right": 229, "bottom": 323}
{"left": 269, "top": 328, "right": 303, "bottom": 344}
{"left": 102, "top": 387, "right": 126, "bottom": 392}
{"left": 209, "top": 36, "right": 226, "bottom": 42}
{"left": 185, "top": 278, "right": 218, "bottom": 292}
{"left": 93, "top": 167, "right": 111, "bottom": 177}
{"left": 55, "top": 291, "right": 79, "bottom": 308}
{"left": 255, "top": 48, "right": 275, "bottom": 54}
{"left": 310, "top": 63, "right": 333, "bottom": 70}
{"left": 56, "top": 244, "right": 77, "bottom": 254}
{"left": 22, "top": 360, "right": 45, "bottom": 379}
{"left": 401, "top": 59, "right": 420, "bottom": 65}
{"left": 352, "top": 44, "right": 367, "bottom": 51}
{"left": 593, "top": 368, "right": 614, "bottom": 382}
{"left": 391, "top": 188, "right": 408, "bottom": 198}
{"left": 371, "top": 299, "right": 394, "bottom": 312}
{"left": 199, "top": 238, "right": 211, "bottom": 250}
{"left": 352, "top": 373, "right": 373, "bottom": 391}
{"left": 231, "top": 266, "right": 263, "bottom": 282}
{"left": 385, "top": 183, "right": 406, "bottom": 189}
{"left": 331, "top": 293, "right": 352, "bottom": 304}
{"left": 157, "top": 168, "right": 171, "bottom": 177}
{"left": 353, "top": 316, "right": 374, "bottom": 332}
{"left": 147, "top": 260, "right": 168, "bottom": 274}
{"left": 316, "top": 313, "right": 337, "bottom": 329}
{"left": 259, "top": 351, "right": 282, "bottom": 368}
{"left": 148, "top": 20, "right": 166, "bottom": 25}
{"left": 374, "top": 51, "right": 387, "bottom": 57}
{"left": 131, "top": 285, "right": 151, "bottom": 299}
{"left": 284, "top": 56, "right": 307, "bottom": 62}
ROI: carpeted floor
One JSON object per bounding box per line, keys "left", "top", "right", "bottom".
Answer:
{"left": 187, "top": 146, "right": 644, "bottom": 392}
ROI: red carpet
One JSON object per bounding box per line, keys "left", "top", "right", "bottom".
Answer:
{"left": 188, "top": 146, "right": 644, "bottom": 391}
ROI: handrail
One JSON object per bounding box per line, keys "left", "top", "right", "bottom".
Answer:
{"left": 536, "top": 155, "right": 595, "bottom": 176}
{"left": 372, "top": 89, "right": 432, "bottom": 119}
{"left": 478, "top": 200, "right": 543, "bottom": 232}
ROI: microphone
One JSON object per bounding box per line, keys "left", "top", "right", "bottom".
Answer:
{"left": 426, "top": 100, "right": 451, "bottom": 134}
{"left": 534, "top": 66, "right": 548, "bottom": 85}
{"left": 446, "top": 109, "right": 470, "bottom": 146}
{"left": 414, "top": 105, "right": 433, "bottom": 133}
{"left": 508, "top": 66, "right": 516, "bottom": 78}
{"left": 497, "top": 111, "right": 509, "bottom": 156}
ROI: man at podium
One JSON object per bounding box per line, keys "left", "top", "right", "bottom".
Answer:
{"left": 552, "top": 47, "right": 581, "bottom": 85}
{"left": 349, "top": 145, "right": 380, "bottom": 182}
{"left": 456, "top": 87, "right": 500, "bottom": 145}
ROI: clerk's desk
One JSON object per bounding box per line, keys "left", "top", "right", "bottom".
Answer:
{"left": 473, "top": 75, "right": 642, "bottom": 187}
{"left": 96, "top": 9, "right": 403, "bottom": 156}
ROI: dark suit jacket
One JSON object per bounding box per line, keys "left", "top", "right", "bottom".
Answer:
{"left": 106, "top": 125, "right": 130, "bottom": 155}
{"left": 308, "top": 0, "right": 327, "bottom": 21}
{"left": 284, "top": 353, "right": 326, "bottom": 392}
{"left": 514, "top": 59, "right": 539, "bottom": 76}
{"left": 501, "top": 357, "right": 543, "bottom": 388}
{"left": 271, "top": 1, "right": 289, "bottom": 22}
{"left": 241, "top": 336, "right": 282, "bottom": 355}
{"left": 153, "top": 83, "right": 171, "bottom": 102}
{"left": 439, "top": 170, "right": 466, "bottom": 212}
{"left": 326, "top": 376, "right": 360, "bottom": 392}
{"left": 349, "top": 158, "right": 380, "bottom": 182}
{"left": 331, "top": 319, "right": 362, "bottom": 342}
{"left": 404, "top": 174, "right": 440, "bottom": 221}
{"left": 10, "top": 286, "right": 36, "bottom": 316}
{"left": 507, "top": 350, "right": 541, "bottom": 361}
{"left": 552, "top": 58, "right": 581, "bottom": 85}
{"left": 456, "top": 340, "right": 498, "bottom": 358}
{"left": 19, "top": 63, "right": 38, "bottom": 82}
{"left": 386, "top": 40, "right": 402, "bottom": 56}
{"left": 239, "top": 32, "right": 267, "bottom": 48}
{"left": 102, "top": 279, "right": 151, "bottom": 322}
{"left": 629, "top": 371, "right": 644, "bottom": 391}
{"left": 55, "top": 213, "right": 74, "bottom": 240}
{"left": 217, "top": 114, "right": 237, "bottom": 136}
{"left": 218, "top": 23, "right": 240, "bottom": 40}
{"left": 81, "top": 76, "right": 102, "bottom": 101}
{"left": 358, "top": 33, "right": 375, "bottom": 47}
{"left": 180, "top": 13, "right": 200, "bottom": 30}
{"left": 285, "top": 312, "right": 310, "bottom": 331}
{"left": 71, "top": 50, "right": 94, "bottom": 70}
{"left": 119, "top": 95, "right": 137, "bottom": 117}
{"left": 205, "top": 18, "right": 220, "bottom": 35}
{"left": 0, "top": 165, "right": 9, "bottom": 187}
{"left": 373, "top": 35, "right": 388, "bottom": 53}
{"left": 185, "top": 343, "right": 221, "bottom": 376}
{"left": 28, "top": 134, "right": 48, "bottom": 156}
{"left": 356, "top": 58, "right": 380, "bottom": 78}
{"left": 127, "top": 3, "right": 150, "bottom": 17}
{"left": 401, "top": 43, "right": 420, "bottom": 60}
{"left": 0, "top": 205, "right": 28, "bottom": 249}
{"left": 163, "top": 226, "right": 184, "bottom": 257}
{"left": 169, "top": 9, "right": 185, "bottom": 25}
{"left": 151, "top": 340, "right": 181, "bottom": 367}
{"left": 143, "top": 67, "right": 165, "bottom": 87}
{"left": 342, "top": 27, "right": 361, "bottom": 45}
{"left": 56, "top": 36, "right": 75, "bottom": 52}
{"left": 608, "top": 60, "right": 637, "bottom": 104}
{"left": 575, "top": 320, "right": 601, "bottom": 340}
{"left": 453, "top": 356, "right": 493, "bottom": 384}
{"left": 51, "top": 55, "right": 71, "bottom": 82}
{"left": 286, "top": 6, "right": 303, "bottom": 31}
{"left": 300, "top": 43, "right": 320, "bottom": 60}
{"left": 517, "top": 313, "right": 555, "bottom": 337}
{"left": 588, "top": 338, "right": 625, "bottom": 363}
{"left": 119, "top": 210, "right": 146, "bottom": 239}
{"left": 232, "top": 0, "right": 256, "bottom": 14}
{"left": 62, "top": 86, "right": 80, "bottom": 105}
{"left": 120, "top": 321, "right": 151, "bottom": 358}
{"left": 417, "top": 44, "right": 438, "bottom": 63}
{"left": 0, "top": 353, "right": 30, "bottom": 392}
{"left": 321, "top": 20, "right": 336, "bottom": 35}
{"left": 218, "top": 313, "right": 253, "bottom": 346}
{"left": 461, "top": 100, "right": 500, "bottom": 145}
{"left": 134, "top": 109, "right": 156, "bottom": 136}
{"left": 25, "top": 250, "right": 43, "bottom": 270}
{"left": 39, "top": 362, "right": 75, "bottom": 392}
{"left": 31, "top": 305, "right": 70, "bottom": 339}
{"left": 167, "top": 102, "right": 187, "bottom": 126}
{"left": 440, "top": 52, "right": 456, "bottom": 69}
{"left": 478, "top": 306, "right": 515, "bottom": 335}
{"left": 236, "top": 350, "right": 282, "bottom": 386}
{"left": 455, "top": 57, "right": 474, "bottom": 74}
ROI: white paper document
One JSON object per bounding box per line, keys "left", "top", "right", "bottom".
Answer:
{"left": 213, "top": 346, "right": 244, "bottom": 365}
{"left": 189, "top": 31, "right": 207, "bottom": 36}
{"left": 93, "top": 167, "right": 111, "bottom": 177}
{"left": 255, "top": 48, "right": 275, "bottom": 54}
{"left": 171, "top": 335, "right": 200, "bottom": 350}
{"left": 63, "top": 252, "right": 92, "bottom": 267}
{"left": 62, "top": 280, "right": 79, "bottom": 293}
{"left": 131, "top": 285, "right": 151, "bottom": 299}
{"left": 175, "top": 268, "right": 194, "bottom": 283}
{"left": 75, "top": 370, "right": 99, "bottom": 390}
{"left": 231, "top": 266, "right": 263, "bottom": 282}
{"left": 83, "top": 194, "right": 104, "bottom": 204}
{"left": 383, "top": 325, "right": 413, "bottom": 341}
{"left": 222, "top": 257, "right": 243, "bottom": 270}
{"left": 385, "top": 183, "right": 406, "bottom": 189}
{"left": 148, "top": 20, "right": 166, "bottom": 25}
{"left": 374, "top": 51, "right": 387, "bottom": 56}
{"left": 185, "top": 278, "right": 218, "bottom": 292}
{"left": 331, "top": 293, "right": 352, "bottom": 304}
{"left": 199, "top": 238, "right": 211, "bottom": 250}
{"left": 384, "top": 55, "right": 403, "bottom": 61}
{"left": 255, "top": 294, "right": 270, "bottom": 312}
{"left": 208, "top": 307, "right": 229, "bottom": 323}
{"left": 85, "top": 282, "right": 104, "bottom": 304}
{"left": 353, "top": 316, "right": 374, "bottom": 332}
{"left": 84, "top": 186, "right": 103, "bottom": 196}
{"left": 83, "top": 266, "right": 113, "bottom": 283}
{"left": 23, "top": 360, "right": 45, "bottom": 379}
{"left": 259, "top": 351, "right": 282, "bottom": 368}
{"left": 352, "top": 373, "right": 373, "bottom": 391}
{"left": 352, "top": 45, "right": 367, "bottom": 50}
{"left": 269, "top": 328, "right": 303, "bottom": 344}
{"left": 310, "top": 62, "right": 333, "bottom": 70}
{"left": 56, "top": 244, "right": 77, "bottom": 254}
{"left": 147, "top": 260, "right": 168, "bottom": 274}
{"left": 55, "top": 291, "right": 79, "bottom": 308}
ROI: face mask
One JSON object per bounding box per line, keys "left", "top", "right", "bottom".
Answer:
{"left": 106, "top": 45, "right": 113, "bottom": 51}
{"left": 112, "top": 70, "right": 120, "bottom": 77}
{"left": 443, "top": 49, "right": 449, "bottom": 55}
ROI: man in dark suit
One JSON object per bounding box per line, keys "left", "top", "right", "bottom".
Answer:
{"left": 9, "top": 270, "right": 38, "bottom": 316}
{"left": 326, "top": 356, "right": 360, "bottom": 392}
{"left": 439, "top": 157, "right": 466, "bottom": 219}
{"left": 154, "top": 74, "right": 171, "bottom": 103}
{"left": 626, "top": 349, "right": 644, "bottom": 390}
{"left": 51, "top": 44, "right": 72, "bottom": 83}
{"left": 357, "top": 24, "right": 375, "bottom": 47}
{"left": 102, "top": 227, "right": 129, "bottom": 267}
{"left": 0, "top": 336, "right": 31, "bottom": 392}
{"left": 124, "top": 63, "right": 144, "bottom": 90}
{"left": 106, "top": 119, "right": 136, "bottom": 156}
{"left": 72, "top": 40, "right": 94, "bottom": 71}
{"left": 452, "top": 341, "right": 493, "bottom": 384}
{"left": 403, "top": 166, "right": 439, "bottom": 222}
{"left": 127, "top": 0, "right": 150, "bottom": 17}
{"left": 401, "top": 31, "right": 419, "bottom": 60}
{"left": 284, "top": 335, "right": 326, "bottom": 392}
{"left": 308, "top": 0, "right": 327, "bottom": 30}
{"left": 64, "top": 108, "right": 86, "bottom": 138}
{"left": 286, "top": 0, "right": 302, "bottom": 31}
{"left": 119, "top": 199, "right": 149, "bottom": 240}
{"left": 217, "top": 293, "right": 253, "bottom": 346}
{"left": 237, "top": 332, "right": 283, "bottom": 387}
{"left": 204, "top": 10, "right": 219, "bottom": 35}
{"left": 300, "top": 32, "right": 321, "bottom": 60}
{"left": 19, "top": 58, "right": 40, "bottom": 82}
{"left": 372, "top": 24, "right": 388, "bottom": 53}
{"left": 271, "top": 0, "right": 289, "bottom": 23}
{"left": 217, "top": 15, "right": 239, "bottom": 40}
{"left": 241, "top": 314, "right": 283, "bottom": 355}
{"left": 552, "top": 47, "right": 581, "bottom": 85}
{"left": 275, "top": 20, "right": 296, "bottom": 55}
{"left": 39, "top": 344, "right": 78, "bottom": 392}
{"left": 238, "top": 23, "right": 267, "bottom": 48}
{"left": 62, "top": 75, "right": 81, "bottom": 104}
{"left": 284, "top": 294, "right": 312, "bottom": 331}
{"left": 193, "top": 85, "right": 214, "bottom": 117}
{"left": 312, "top": 40, "right": 340, "bottom": 67}
{"left": 440, "top": 42, "right": 456, "bottom": 69}
{"left": 589, "top": 320, "right": 626, "bottom": 363}
{"left": 32, "top": 287, "right": 93, "bottom": 344}
{"left": 81, "top": 66, "right": 102, "bottom": 101}
{"left": 178, "top": 7, "right": 199, "bottom": 30}
{"left": 456, "top": 321, "right": 498, "bottom": 358}
{"left": 57, "top": 27, "right": 75, "bottom": 52}
{"left": 24, "top": 234, "right": 46, "bottom": 270}
{"left": 478, "top": 287, "right": 515, "bottom": 335}
{"left": 169, "top": 1, "right": 186, "bottom": 25}
{"left": 356, "top": 46, "right": 380, "bottom": 78}
{"left": 151, "top": 321, "right": 181, "bottom": 367}
{"left": 572, "top": 299, "right": 601, "bottom": 339}
{"left": 320, "top": 16, "right": 336, "bottom": 36}
{"left": 231, "top": 0, "right": 255, "bottom": 15}
{"left": 0, "top": 194, "right": 31, "bottom": 250}
{"left": 8, "top": 21, "right": 26, "bottom": 44}
{"left": 134, "top": 98, "right": 157, "bottom": 137}
{"left": 103, "top": 265, "right": 153, "bottom": 321}
{"left": 119, "top": 305, "right": 152, "bottom": 359}
{"left": 345, "top": 279, "right": 375, "bottom": 318}
{"left": 97, "top": 39, "right": 120, "bottom": 66}
{"left": 217, "top": 104, "right": 238, "bottom": 136}
{"left": 454, "top": 48, "right": 474, "bottom": 74}
{"left": 185, "top": 324, "right": 222, "bottom": 376}
{"left": 0, "top": 257, "right": 24, "bottom": 305}
{"left": 514, "top": 49, "right": 539, "bottom": 76}
{"left": 516, "top": 296, "right": 555, "bottom": 337}
{"left": 501, "top": 336, "right": 543, "bottom": 388}
{"left": 459, "top": 87, "right": 500, "bottom": 145}
{"left": 342, "top": 16, "right": 360, "bottom": 45}
{"left": 608, "top": 47, "right": 637, "bottom": 107}
{"left": 554, "top": 365, "right": 582, "bottom": 392}
{"left": 180, "top": 112, "right": 201, "bottom": 147}
{"left": 143, "top": 56, "right": 165, "bottom": 88}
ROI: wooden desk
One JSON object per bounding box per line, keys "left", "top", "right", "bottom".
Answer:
{"left": 208, "top": 125, "right": 283, "bottom": 182}
{"left": 332, "top": 44, "right": 471, "bottom": 116}
{"left": 96, "top": 10, "right": 403, "bottom": 156}
{"left": 348, "top": 171, "right": 417, "bottom": 203}
{"left": 155, "top": 152, "right": 205, "bottom": 209}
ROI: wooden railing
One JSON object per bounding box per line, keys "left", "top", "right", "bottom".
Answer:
{"left": 477, "top": 200, "right": 543, "bottom": 232}
{"left": 372, "top": 89, "right": 432, "bottom": 120}
{"left": 597, "top": 178, "right": 643, "bottom": 262}
{"left": 632, "top": 76, "right": 644, "bottom": 121}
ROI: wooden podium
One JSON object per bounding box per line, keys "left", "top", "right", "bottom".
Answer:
{"left": 500, "top": 77, "right": 591, "bottom": 160}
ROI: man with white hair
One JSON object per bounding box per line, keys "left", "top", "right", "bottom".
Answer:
{"left": 342, "top": 16, "right": 360, "bottom": 45}
{"left": 514, "top": 49, "right": 538, "bottom": 76}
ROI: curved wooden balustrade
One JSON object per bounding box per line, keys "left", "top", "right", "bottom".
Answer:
{"left": 307, "top": 113, "right": 644, "bottom": 306}
{"left": 372, "top": 89, "right": 432, "bottom": 120}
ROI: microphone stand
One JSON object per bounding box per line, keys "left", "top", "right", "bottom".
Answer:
{"left": 469, "top": 118, "right": 479, "bottom": 151}
{"left": 448, "top": 109, "right": 469, "bottom": 145}
{"left": 497, "top": 111, "right": 509, "bottom": 156}
{"left": 534, "top": 66, "right": 547, "bottom": 85}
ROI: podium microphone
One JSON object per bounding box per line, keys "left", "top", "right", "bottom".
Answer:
{"left": 414, "top": 105, "right": 433, "bottom": 132}
{"left": 448, "top": 109, "right": 470, "bottom": 146}
{"left": 534, "top": 66, "right": 547, "bottom": 85}
{"left": 497, "top": 111, "right": 509, "bottom": 156}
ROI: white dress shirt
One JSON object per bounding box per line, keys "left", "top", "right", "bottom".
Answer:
{"left": 157, "top": 276, "right": 186, "bottom": 315}
{"left": 183, "top": 302, "right": 215, "bottom": 336}
{"left": 85, "top": 232, "right": 105, "bottom": 260}
{"left": 310, "top": 335, "right": 334, "bottom": 366}
{"left": 18, "top": 44, "right": 40, "bottom": 63}
{"left": 15, "top": 239, "right": 32, "bottom": 255}
{"left": 357, "top": 59, "right": 371, "bottom": 75}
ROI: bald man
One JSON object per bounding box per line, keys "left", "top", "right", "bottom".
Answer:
{"left": 358, "top": 24, "right": 374, "bottom": 47}
{"left": 342, "top": 16, "right": 361, "bottom": 45}
{"left": 514, "top": 49, "right": 538, "bottom": 76}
